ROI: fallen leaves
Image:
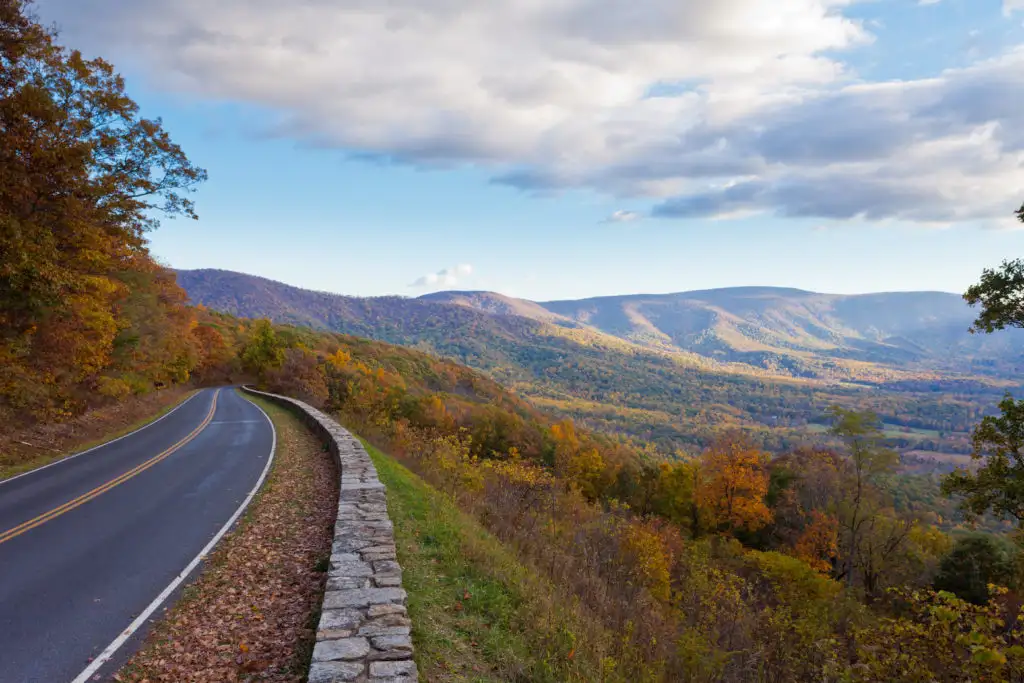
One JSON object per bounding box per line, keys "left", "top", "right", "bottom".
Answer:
{"left": 115, "top": 401, "right": 337, "bottom": 682}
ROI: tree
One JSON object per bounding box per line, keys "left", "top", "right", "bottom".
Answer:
{"left": 827, "top": 407, "right": 900, "bottom": 589}
{"left": 0, "top": 0, "right": 205, "bottom": 421}
{"left": 650, "top": 460, "right": 703, "bottom": 536}
{"left": 792, "top": 511, "right": 839, "bottom": 574}
{"left": 697, "top": 432, "right": 772, "bottom": 534}
{"left": 962, "top": 201, "right": 1024, "bottom": 332}
{"left": 266, "top": 347, "right": 328, "bottom": 406}
{"left": 934, "top": 533, "right": 1016, "bottom": 605}
{"left": 240, "top": 320, "right": 285, "bottom": 382}
{"left": 942, "top": 393, "right": 1024, "bottom": 523}
{"left": 549, "top": 419, "right": 609, "bottom": 499}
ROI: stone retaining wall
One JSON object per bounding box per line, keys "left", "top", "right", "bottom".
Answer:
{"left": 240, "top": 387, "right": 417, "bottom": 683}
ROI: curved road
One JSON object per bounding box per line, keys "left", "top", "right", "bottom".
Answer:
{"left": 0, "top": 388, "right": 275, "bottom": 683}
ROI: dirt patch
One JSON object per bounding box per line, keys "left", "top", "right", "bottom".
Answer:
{"left": 115, "top": 396, "right": 338, "bottom": 682}
{"left": 0, "top": 387, "right": 194, "bottom": 480}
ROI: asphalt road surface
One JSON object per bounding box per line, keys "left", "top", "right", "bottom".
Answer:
{"left": 0, "top": 387, "right": 275, "bottom": 683}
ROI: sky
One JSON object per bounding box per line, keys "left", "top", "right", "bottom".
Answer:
{"left": 33, "top": 0, "right": 1024, "bottom": 301}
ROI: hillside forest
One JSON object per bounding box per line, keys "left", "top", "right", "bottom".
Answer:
{"left": 176, "top": 268, "right": 1023, "bottom": 462}
{"left": 8, "top": 2, "right": 1024, "bottom": 680}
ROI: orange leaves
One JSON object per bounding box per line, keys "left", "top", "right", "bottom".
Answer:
{"left": 697, "top": 433, "right": 772, "bottom": 534}
{"left": 792, "top": 511, "right": 839, "bottom": 574}
{"left": 1, "top": 4, "right": 207, "bottom": 425}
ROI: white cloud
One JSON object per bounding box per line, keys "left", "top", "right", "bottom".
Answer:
{"left": 603, "top": 210, "right": 643, "bottom": 223}
{"left": 1006, "top": 0, "right": 1024, "bottom": 16}
{"left": 34, "top": 0, "right": 1024, "bottom": 227}
{"left": 410, "top": 263, "right": 473, "bottom": 289}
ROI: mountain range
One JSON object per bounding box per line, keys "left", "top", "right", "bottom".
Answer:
{"left": 178, "top": 269, "right": 1023, "bottom": 380}
{"left": 176, "top": 268, "right": 1024, "bottom": 454}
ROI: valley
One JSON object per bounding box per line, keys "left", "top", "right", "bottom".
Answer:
{"left": 177, "top": 269, "right": 1021, "bottom": 464}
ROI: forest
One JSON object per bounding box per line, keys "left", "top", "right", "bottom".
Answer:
{"left": 6, "top": 1, "right": 1024, "bottom": 680}
{"left": 177, "top": 268, "right": 1017, "bottom": 459}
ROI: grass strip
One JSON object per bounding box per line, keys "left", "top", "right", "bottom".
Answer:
{"left": 364, "top": 439, "right": 608, "bottom": 682}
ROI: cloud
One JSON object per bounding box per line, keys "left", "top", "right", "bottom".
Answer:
{"left": 1006, "top": 0, "right": 1024, "bottom": 16}
{"left": 33, "top": 0, "right": 1024, "bottom": 227}
{"left": 410, "top": 263, "right": 473, "bottom": 289}
{"left": 603, "top": 210, "right": 643, "bottom": 223}
{"left": 649, "top": 49, "right": 1024, "bottom": 227}
{"left": 918, "top": 0, "right": 941, "bottom": 5}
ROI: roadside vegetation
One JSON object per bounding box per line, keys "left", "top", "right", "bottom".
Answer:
{"left": 116, "top": 396, "right": 337, "bottom": 682}
{"left": 1, "top": 0, "right": 207, "bottom": 433}
{"left": 9, "top": 1, "right": 1024, "bottom": 679}
{"left": 365, "top": 439, "right": 620, "bottom": 682}
{"left": 0, "top": 386, "right": 194, "bottom": 480}
{"left": 216, "top": 302, "right": 1024, "bottom": 681}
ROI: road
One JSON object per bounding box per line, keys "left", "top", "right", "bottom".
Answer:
{"left": 0, "top": 387, "right": 275, "bottom": 683}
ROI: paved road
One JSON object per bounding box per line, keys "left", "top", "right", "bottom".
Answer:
{"left": 0, "top": 387, "right": 275, "bottom": 683}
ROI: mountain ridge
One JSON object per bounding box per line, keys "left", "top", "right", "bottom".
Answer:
{"left": 175, "top": 267, "right": 1024, "bottom": 454}
{"left": 177, "top": 268, "right": 1022, "bottom": 380}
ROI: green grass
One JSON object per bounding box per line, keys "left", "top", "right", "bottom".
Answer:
{"left": 803, "top": 422, "right": 957, "bottom": 440}
{"left": 880, "top": 423, "right": 945, "bottom": 439}
{"left": 363, "top": 440, "right": 603, "bottom": 683}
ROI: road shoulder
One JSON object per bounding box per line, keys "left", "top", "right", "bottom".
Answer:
{"left": 0, "top": 387, "right": 198, "bottom": 482}
{"left": 114, "top": 395, "right": 338, "bottom": 682}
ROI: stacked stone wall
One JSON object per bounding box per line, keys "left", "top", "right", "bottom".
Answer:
{"left": 241, "top": 387, "right": 417, "bottom": 683}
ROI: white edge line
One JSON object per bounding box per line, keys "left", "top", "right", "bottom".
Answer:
{"left": 69, "top": 388, "right": 278, "bottom": 683}
{"left": 0, "top": 389, "right": 205, "bottom": 487}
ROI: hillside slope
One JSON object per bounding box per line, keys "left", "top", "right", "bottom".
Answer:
{"left": 426, "top": 287, "right": 1024, "bottom": 375}
{"left": 177, "top": 269, "right": 1018, "bottom": 453}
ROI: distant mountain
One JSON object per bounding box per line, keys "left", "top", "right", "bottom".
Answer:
{"left": 176, "top": 268, "right": 1023, "bottom": 453}
{"left": 425, "top": 287, "right": 1024, "bottom": 376}
{"left": 178, "top": 269, "right": 1024, "bottom": 380}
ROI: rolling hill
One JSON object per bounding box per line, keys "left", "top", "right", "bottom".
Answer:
{"left": 423, "top": 287, "right": 1024, "bottom": 377}
{"left": 176, "top": 268, "right": 1024, "bottom": 454}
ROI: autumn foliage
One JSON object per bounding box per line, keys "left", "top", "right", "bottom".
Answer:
{"left": 210, "top": 319, "right": 1016, "bottom": 681}
{"left": 4, "top": 3, "right": 1023, "bottom": 679}
{"left": 697, "top": 433, "right": 772, "bottom": 534}
{"left": 0, "top": 0, "right": 206, "bottom": 425}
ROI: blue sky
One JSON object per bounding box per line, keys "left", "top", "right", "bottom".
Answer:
{"left": 36, "top": 0, "right": 1024, "bottom": 301}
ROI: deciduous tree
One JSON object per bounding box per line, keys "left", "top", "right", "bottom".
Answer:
{"left": 0, "top": 0, "right": 206, "bottom": 421}
{"left": 827, "top": 406, "right": 900, "bottom": 591}
{"left": 697, "top": 432, "right": 772, "bottom": 534}
{"left": 934, "top": 533, "right": 1016, "bottom": 605}
{"left": 942, "top": 393, "right": 1024, "bottom": 523}
{"left": 962, "top": 201, "right": 1024, "bottom": 332}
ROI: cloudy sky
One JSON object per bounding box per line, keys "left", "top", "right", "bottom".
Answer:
{"left": 35, "top": 0, "right": 1024, "bottom": 300}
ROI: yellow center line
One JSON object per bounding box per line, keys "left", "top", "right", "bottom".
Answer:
{"left": 0, "top": 389, "right": 221, "bottom": 546}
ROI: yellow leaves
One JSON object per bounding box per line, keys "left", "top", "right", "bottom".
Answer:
{"left": 96, "top": 376, "right": 133, "bottom": 400}
{"left": 651, "top": 461, "right": 699, "bottom": 532}
{"left": 851, "top": 587, "right": 1024, "bottom": 680}
{"left": 327, "top": 348, "right": 351, "bottom": 370}
{"left": 551, "top": 419, "right": 580, "bottom": 452}
{"left": 620, "top": 522, "right": 672, "bottom": 603}
{"left": 697, "top": 433, "right": 772, "bottom": 534}
{"left": 550, "top": 419, "right": 610, "bottom": 500}
{"left": 425, "top": 433, "right": 484, "bottom": 499}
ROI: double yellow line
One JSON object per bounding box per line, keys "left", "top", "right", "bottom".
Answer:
{"left": 0, "top": 390, "right": 220, "bottom": 547}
